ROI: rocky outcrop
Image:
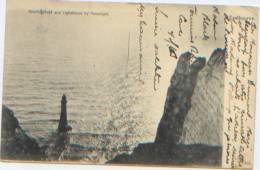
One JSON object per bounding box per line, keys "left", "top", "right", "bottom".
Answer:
{"left": 180, "top": 48, "right": 225, "bottom": 145}
{"left": 1, "top": 105, "right": 44, "bottom": 160}
{"left": 43, "top": 132, "right": 70, "bottom": 161}
{"left": 109, "top": 143, "right": 221, "bottom": 166}
{"left": 155, "top": 52, "right": 206, "bottom": 145}
{"left": 1, "top": 95, "right": 72, "bottom": 161}
{"left": 108, "top": 49, "right": 225, "bottom": 166}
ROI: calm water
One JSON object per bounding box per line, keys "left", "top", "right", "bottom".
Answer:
{"left": 3, "top": 43, "right": 157, "bottom": 162}
{"left": 3, "top": 11, "right": 162, "bottom": 162}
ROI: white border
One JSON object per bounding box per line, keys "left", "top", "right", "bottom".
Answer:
{"left": 0, "top": 0, "right": 259, "bottom": 170}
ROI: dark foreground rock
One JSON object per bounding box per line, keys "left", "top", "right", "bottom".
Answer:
{"left": 1, "top": 100, "right": 71, "bottom": 161}
{"left": 1, "top": 105, "right": 44, "bottom": 160}
{"left": 42, "top": 131, "right": 70, "bottom": 161}
{"left": 108, "top": 143, "right": 222, "bottom": 166}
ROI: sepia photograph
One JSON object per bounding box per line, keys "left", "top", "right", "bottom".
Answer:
{"left": 0, "top": 0, "right": 258, "bottom": 169}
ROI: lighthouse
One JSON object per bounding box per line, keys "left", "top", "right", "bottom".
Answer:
{"left": 58, "top": 94, "right": 72, "bottom": 133}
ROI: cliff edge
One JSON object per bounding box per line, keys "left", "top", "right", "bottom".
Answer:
{"left": 108, "top": 49, "right": 225, "bottom": 166}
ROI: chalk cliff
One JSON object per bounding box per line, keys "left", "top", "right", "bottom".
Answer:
{"left": 155, "top": 48, "right": 225, "bottom": 146}
{"left": 155, "top": 52, "right": 206, "bottom": 145}
{"left": 180, "top": 48, "right": 225, "bottom": 145}
{"left": 109, "top": 49, "right": 225, "bottom": 166}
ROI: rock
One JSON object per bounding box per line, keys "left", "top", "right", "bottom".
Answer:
{"left": 108, "top": 143, "right": 222, "bottom": 166}
{"left": 1, "top": 95, "right": 73, "bottom": 161}
{"left": 43, "top": 132, "right": 70, "bottom": 161}
{"left": 1, "top": 105, "right": 44, "bottom": 160}
{"left": 180, "top": 48, "right": 225, "bottom": 145}
{"left": 108, "top": 49, "right": 225, "bottom": 166}
{"left": 1, "top": 105, "right": 20, "bottom": 138}
{"left": 155, "top": 52, "right": 206, "bottom": 145}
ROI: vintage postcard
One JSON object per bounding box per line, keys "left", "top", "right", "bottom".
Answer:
{"left": 1, "top": 0, "right": 258, "bottom": 169}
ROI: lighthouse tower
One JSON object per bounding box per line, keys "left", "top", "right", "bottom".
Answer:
{"left": 58, "top": 94, "right": 72, "bottom": 133}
